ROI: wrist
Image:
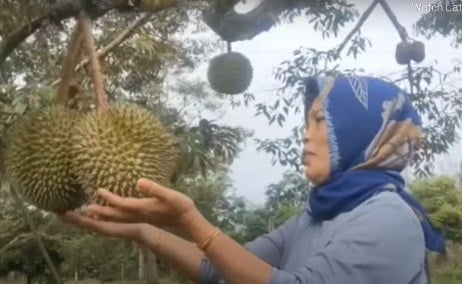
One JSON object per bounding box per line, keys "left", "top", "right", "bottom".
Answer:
{"left": 180, "top": 207, "right": 215, "bottom": 245}
{"left": 138, "top": 224, "right": 160, "bottom": 245}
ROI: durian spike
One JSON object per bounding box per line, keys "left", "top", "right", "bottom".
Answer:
{"left": 78, "top": 11, "right": 108, "bottom": 112}
{"left": 55, "top": 21, "right": 83, "bottom": 106}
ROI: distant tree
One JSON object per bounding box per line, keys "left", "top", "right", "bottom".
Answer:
{"left": 0, "top": 233, "right": 64, "bottom": 284}
{"left": 410, "top": 175, "right": 462, "bottom": 244}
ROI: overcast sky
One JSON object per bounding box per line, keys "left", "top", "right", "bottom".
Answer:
{"left": 190, "top": 0, "right": 462, "bottom": 203}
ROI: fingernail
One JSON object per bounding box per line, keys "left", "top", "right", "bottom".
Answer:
{"left": 97, "top": 189, "right": 109, "bottom": 197}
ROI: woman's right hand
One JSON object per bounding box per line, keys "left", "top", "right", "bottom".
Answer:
{"left": 60, "top": 210, "right": 155, "bottom": 244}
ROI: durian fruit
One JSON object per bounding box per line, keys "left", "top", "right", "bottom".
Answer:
{"left": 410, "top": 41, "right": 425, "bottom": 63}
{"left": 70, "top": 103, "right": 180, "bottom": 203}
{"left": 395, "top": 41, "right": 413, "bottom": 65}
{"left": 3, "top": 105, "right": 87, "bottom": 213}
{"left": 207, "top": 51, "right": 253, "bottom": 95}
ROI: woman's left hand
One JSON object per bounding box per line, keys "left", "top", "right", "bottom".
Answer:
{"left": 81, "top": 178, "right": 198, "bottom": 229}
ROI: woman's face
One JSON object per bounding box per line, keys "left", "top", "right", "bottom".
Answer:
{"left": 303, "top": 97, "right": 330, "bottom": 185}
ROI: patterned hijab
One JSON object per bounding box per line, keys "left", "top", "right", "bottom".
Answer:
{"left": 304, "top": 75, "right": 446, "bottom": 253}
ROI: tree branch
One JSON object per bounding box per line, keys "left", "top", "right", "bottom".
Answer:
{"left": 9, "top": 184, "right": 63, "bottom": 284}
{"left": 0, "top": 111, "right": 18, "bottom": 116}
{"left": 0, "top": 0, "right": 174, "bottom": 68}
{"left": 335, "top": 0, "right": 379, "bottom": 56}
{"left": 0, "top": 233, "right": 33, "bottom": 256}
{"left": 0, "top": 15, "right": 49, "bottom": 67}
{"left": 55, "top": 22, "right": 83, "bottom": 105}
{"left": 79, "top": 11, "right": 108, "bottom": 111}
{"left": 378, "top": 0, "right": 409, "bottom": 41}
{"left": 51, "top": 13, "right": 151, "bottom": 88}
{"left": 0, "top": 1, "right": 84, "bottom": 67}
{"left": 0, "top": 235, "right": 22, "bottom": 256}
{"left": 202, "top": 0, "right": 307, "bottom": 42}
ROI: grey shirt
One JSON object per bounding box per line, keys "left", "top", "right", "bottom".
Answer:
{"left": 199, "top": 191, "right": 428, "bottom": 284}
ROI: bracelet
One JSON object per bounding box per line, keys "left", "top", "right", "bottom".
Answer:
{"left": 155, "top": 229, "right": 165, "bottom": 252}
{"left": 197, "top": 227, "right": 222, "bottom": 251}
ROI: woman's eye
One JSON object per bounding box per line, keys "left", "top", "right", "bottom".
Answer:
{"left": 315, "top": 116, "right": 325, "bottom": 122}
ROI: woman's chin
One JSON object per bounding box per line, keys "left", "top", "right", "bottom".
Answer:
{"left": 305, "top": 171, "right": 319, "bottom": 184}
{"left": 305, "top": 170, "right": 328, "bottom": 185}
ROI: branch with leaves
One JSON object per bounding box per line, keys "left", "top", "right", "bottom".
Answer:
{"left": 0, "top": 0, "right": 362, "bottom": 68}
{"left": 202, "top": 0, "right": 305, "bottom": 42}
{"left": 8, "top": 184, "right": 63, "bottom": 284}
{"left": 51, "top": 13, "right": 151, "bottom": 88}
{"left": 0, "top": 0, "right": 177, "bottom": 67}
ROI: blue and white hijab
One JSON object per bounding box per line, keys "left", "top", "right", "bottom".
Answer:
{"left": 304, "top": 75, "right": 446, "bottom": 254}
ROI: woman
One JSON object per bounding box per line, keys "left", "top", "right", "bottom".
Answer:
{"left": 62, "top": 75, "right": 446, "bottom": 284}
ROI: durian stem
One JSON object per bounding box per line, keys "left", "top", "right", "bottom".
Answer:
{"left": 78, "top": 11, "right": 108, "bottom": 112}
{"left": 50, "top": 13, "right": 152, "bottom": 88}
{"left": 335, "top": 0, "right": 378, "bottom": 57}
{"left": 8, "top": 184, "right": 63, "bottom": 284}
{"left": 55, "top": 22, "right": 83, "bottom": 105}
{"left": 378, "top": 0, "right": 409, "bottom": 42}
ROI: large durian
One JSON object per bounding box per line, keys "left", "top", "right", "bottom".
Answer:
{"left": 70, "top": 103, "right": 180, "bottom": 204}
{"left": 207, "top": 51, "right": 253, "bottom": 95}
{"left": 3, "top": 105, "right": 87, "bottom": 213}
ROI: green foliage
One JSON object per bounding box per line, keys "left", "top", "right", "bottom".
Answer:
{"left": 61, "top": 235, "right": 138, "bottom": 282}
{"left": 0, "top": 233, "right": 65, "bottom": 282}
{"left": 2, "top": 1, "right": 462, "bottom": 283}
{"left": 278, "top": 1, "right": 359, "bottom": 39}
{"left": 265, "top": 171, "right": 309, "bottom": 215}
{"left": 238, "top": 208, "right": 269, "bottom": 243}
{"left": 410, "top": 175, "right": 462, "bottom": 243}
{"left": 414, "top": 0, "right": 462, "bottom": 47}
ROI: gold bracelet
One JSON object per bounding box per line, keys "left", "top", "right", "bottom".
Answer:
{"left": 197, "top": 227, "right": 222, "bottom": 251}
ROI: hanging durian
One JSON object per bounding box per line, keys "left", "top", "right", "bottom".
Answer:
{"left": 2, "top": 22, "right": 87, "bottom": 213}
{"left": 410, "top": 41, "right": 425, "bottom": 63}
{"left": 207, "top": 41, "right": 253, "bottom": 95}
{"left": 395, "top": 41, "right": 412, "bottom": 65}
{"left": 70, "top": 12, "right": 180, "bottom": 204}
{"left": 3, "top": 106, "right": 87, "bottom": 213}
{"left": 70, "top": 103, "right": 180, "bottom": 203}
{"left": 395, "top": 40, "right": 426, "bottom": 65}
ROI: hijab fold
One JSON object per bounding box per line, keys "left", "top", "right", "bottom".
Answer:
{"left": 304, "top": 75, "right": 446, "bottom": 254}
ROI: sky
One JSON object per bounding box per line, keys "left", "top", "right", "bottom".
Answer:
{"left": 188, "top": 0, "right": 462, "bottom": 204}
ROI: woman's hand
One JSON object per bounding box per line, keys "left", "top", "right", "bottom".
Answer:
{"left": 60, "top": 211, "right": 151, "bottom": 243}
{"left": 82, "top": 178, "right": 198, "bottom": 229}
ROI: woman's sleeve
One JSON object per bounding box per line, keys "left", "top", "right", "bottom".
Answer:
{"left": 199, "top": 213, "right": 299, "bottom": 284}
{"left": 268, "top": 198, "right": 427, "bottom": 284}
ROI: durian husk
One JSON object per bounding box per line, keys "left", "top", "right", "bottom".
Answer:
{"left": 3, "top": 105, "right": 87, "bottom": 213}
{"left": 207, "top": 51, "right": 253, "bottom": 95}
{"left": 395, "top": 41, "right": 412, "bottom": 65}
{"left": 70, "top": 103, "right": 180, "bottom": 204}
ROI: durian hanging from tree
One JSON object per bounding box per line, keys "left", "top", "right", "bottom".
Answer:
{"left": 395, "top": 40, "right": 425, "bottom": 65}
{"left": 69, "top": 11, "right": 180, "bottom": 205}
{"left": 3, "top": 20, "right": 87, "bottom": 214}
{"left": 207, "top": 41, "right": 253, "bottom": 95}
{"left": 3, "top": 8, "right": 181, "bottom": 211}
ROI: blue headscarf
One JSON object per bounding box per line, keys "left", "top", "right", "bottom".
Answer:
{"left": 304, "top": 75, "right": 446, "bottom": 254}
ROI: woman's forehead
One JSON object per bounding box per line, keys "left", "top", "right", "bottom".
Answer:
{"left": 309, "top": 97, "right": 324, "bottom": 113}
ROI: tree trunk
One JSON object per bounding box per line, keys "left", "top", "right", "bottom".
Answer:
{"left": 121, "top": 262, "right": 125, "bottom": 282}
{"left": 138, "top": 244, "right": 159, "bottom": 284}
{"left": 6, "top": 182, "right": 62, "bottom": 284}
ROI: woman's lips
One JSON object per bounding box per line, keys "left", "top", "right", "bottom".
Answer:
{"left": 302, "top": 150, "right": 316, "bottom": 165}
